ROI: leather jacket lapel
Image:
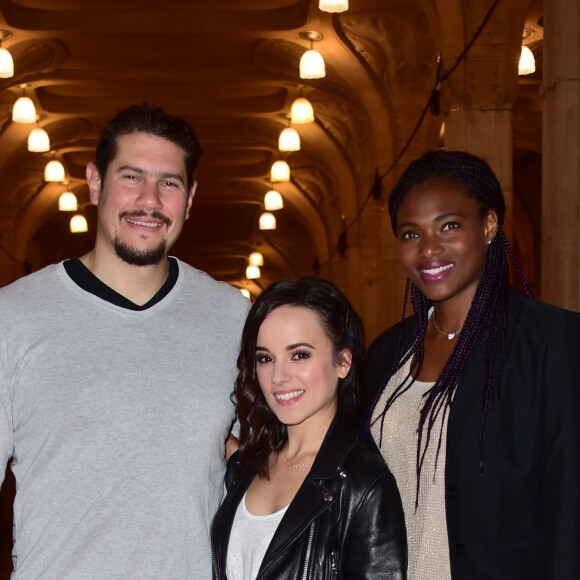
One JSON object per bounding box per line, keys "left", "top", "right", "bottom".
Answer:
{"left": 258, "top": 411, "right": 356, "bottom": 575}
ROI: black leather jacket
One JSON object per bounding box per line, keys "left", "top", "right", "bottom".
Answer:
{"left": 211, "top": 411, "right": 407, "bottom": 579}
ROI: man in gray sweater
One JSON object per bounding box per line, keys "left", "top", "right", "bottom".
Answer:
{"left": 0, "top": 103, "right": 249, "bottom": 578}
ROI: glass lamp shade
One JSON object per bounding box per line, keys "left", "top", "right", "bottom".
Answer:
{"left": 0, "top": 47, "right": 14, "bottom": 78}
{"left": 278, "top": 127, "right": 300, "bottom": 152}
{"left": 259, "top": 212, "right": 277, "bottom": 230}
{"left": 27, "top": 127, "right": 50, "bottom": 152}
{"left": 300, "top": 49, "right": 325, "bottom": 79}
{"left": 319, "top": 0, "right": 348, "bottom": 12}
{"left": 245, "top": 264, "right": 261, "bottom": 280}
{"left": 70, "top": 214, "right": 88, "bottom": 233}
{"left": 290, "top": 97, "right": 315, "bottom": 124}
{"left": 44, "top": 159, "right": 65, "bottom": 182}
{"left": 264, "top": 189, "right": 284, "bottom": 211}
{"left": 12, "top": 96, "right": 36, "bottom": 123}
{"left": 249, "top": 251, "right": 264, "bottom": 267}
{"left": 58, "top": 191, "right": 78, "bottom": 211}
{"left": 270, "top": 160, "right": 290, "bottom": 182}
{"left": 518, "top": 45, "right": 535, "bottom": 75}
{"left": 240, "top": 288, "right": 251, "bottom": 299}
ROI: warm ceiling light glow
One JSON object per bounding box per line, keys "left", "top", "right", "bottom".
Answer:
{"left": 270, "top": 160, "right": 290, "bottom": 182}
{"left": 240, "top": 288, "right": 251, "bottom": 299}
{"left": 264, "top": 189, "right": 284, "bottom": 211}
{"left": 12, "top": 95, "right": 36, "bottom": 124}
{"left": 0, "top": 47, "right": 14, "bottom": 78}
{"left": 259, "top": 212, "right": 276, "bottom": 230}
{"left": 249, "top": 251, "right": 264, "bottom": 267}
{"left": 290, "top": 97, "right": 315, "bottom": 124}
{"left": 70, "top": 214, "right": 88, "bottom": 233}
{"left": 518, "top": 45, "right": 535, "bottom": 75}
{"left": 278, "top": 127, "right": 300, "bottom": 152}
{"left": 245, "top": 264, "right": 261, "bottom": 280}
{"left": 44, "top": 159, "right": 65, "bottom": 182}
{"left": 27, "top": 126, "right": 50, "bottom": 152}
{"left": 58, "top": 191, "right": 78, "bottom": 211}
{"left": 0, "top": 31, "right": 14, "bottom": 78}
{"left": 299, "top": 48, "right": 326, "bottom": 79}
{"left": 319, "top": 0, "right": 348, "bottom": 12}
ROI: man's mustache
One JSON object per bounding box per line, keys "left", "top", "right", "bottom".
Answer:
{"left": 120, "top": 210, "right": 171, "bottom": 226}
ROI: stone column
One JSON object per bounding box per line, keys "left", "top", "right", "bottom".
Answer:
{"left": 540, "top": 0, "right": 580, "bottom": 310}
{"left": 445, "top": 109, "right": 514, "bottom": 241}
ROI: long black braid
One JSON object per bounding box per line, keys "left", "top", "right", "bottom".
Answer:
{"left": 370, "top": 150, "right": 531, "bottom": 507}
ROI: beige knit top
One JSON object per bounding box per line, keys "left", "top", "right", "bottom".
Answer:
{"left": 370, "top": 357, "right": 452, "bottom": 580}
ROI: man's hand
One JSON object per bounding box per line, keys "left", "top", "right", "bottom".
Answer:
{"left": 225, "top": 434, "right": 239, "bottom": 461}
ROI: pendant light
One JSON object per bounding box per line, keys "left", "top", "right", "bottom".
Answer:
{"left": 245, "top": 265, "right": 261, "bottom": 280}
{"left": 319, "top": 0, "right": 348, "bottom": 12}
{"left": 279, "top": 126, "right": 300, "bottom": 152}
{"left": 249, "top": 251, "right": 264, "bottom": 267}
{"left": 270, "top": 160, "right": 290, "bottom": 182}
{"left": 0, "top": 30, "right": 14, "bottom": 78}
{"left": 240, "top": 288, "right": 251, "bottom": 300}
{"left": 12, "top": 88, "right": 36, "bottom": 124}
{"left": 70, "top": 214, "right": 88, "bottom": 233}
{"left": 58, "top": 191, "right": 78, "bottom": 211}
{"left": 518, "top": 45, "right": 535, "bottom": 75}
{"left": 44, "top": 159, "right": 65, "bottom": 182}
{"left": 259, "top": 212, "right": 276, "bottom": 230}
{"left": 264, "top": 189, "right": 284, "bottom": 211}
{"left": 28, "top": 124, "right": 50, "bottom": 152}
{"left": 290, "top": 90, "right": 315, "bottom": 124}
{"left": 300, "top": 49, "right": 325, "bottom": 79}
{"left": 299, "top": 31, "right": 326, "bottom": 80}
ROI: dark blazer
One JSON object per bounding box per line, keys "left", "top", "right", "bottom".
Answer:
{"left": 211, "top": 411, "right": 407, "bottom": 579}
{"left": 363, "top": 290, "right": 580, "bottom": 579}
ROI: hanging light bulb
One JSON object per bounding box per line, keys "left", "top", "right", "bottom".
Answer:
{"left": 58, "top": 191, "right": 78, "bottom": 211}
{"left": 518, "top": 45, "right": 535, "bottom": 75}
{"left": 0, "top": 47, "right": 13, "bottom": 78}
{"left": 245, "top": 264, "right": 261, "bottom": 280}
{"left": 28, "top": 125, "right": 50, "bottom": 152}
{"left": 70, "top": 214, "right": 88, "bottom": 233}
{"left": 259, "top": 212, "right": 276, "bottom": 230}
{"left": 12, "top": 88, "right": 37, "bottom": 124}
{"left": 240, "top": 288, "right": 251, "bottom": 299}
{"left": 300, "top": 47, "right": 325, "bottom": 79}
{"left": 290, "top": 97, "right": 315, "bottom": 124}
{"left": 264, "top": 189, "right": 284, "bottom": 211}
{"left": 319, "top": 0, "right": 348, "bottom": 12}
{"left": 0, "top": 31, "right": 14, "bottom": 78}
{"left": 44, "top": 159, "right": 65, "bottom": 182}
{"left": 249, "top": 251, "right": 264, "bottom": 267}
{"left": 270, "top": 160, "right": 290, "bottom": 182}
{"left": 279, "top": 126, "right": 300, "bottom": 152}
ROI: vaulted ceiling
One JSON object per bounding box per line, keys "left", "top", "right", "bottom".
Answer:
{"left": 0, "top": 0, "right": 543, "bottom": 299}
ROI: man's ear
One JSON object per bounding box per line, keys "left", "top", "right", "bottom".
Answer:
{"left": 86, "top": 163, "right": 102, "bottom": 206}
{"left": 185, "top": 179, "right": 197, "bottom": 220}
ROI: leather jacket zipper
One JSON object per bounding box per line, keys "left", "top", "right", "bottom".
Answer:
{"left": 301, "top": 521, "right": 316, "bottom": 579}
{"left": 329, "top": 550, "right": 338, "bottom": 578}
{"left": 210, "top": 526, "right": 220, "bottom": 579}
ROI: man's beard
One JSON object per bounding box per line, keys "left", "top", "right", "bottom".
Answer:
{"left": 113, "top": 236, "right": 167, "bottom": 266}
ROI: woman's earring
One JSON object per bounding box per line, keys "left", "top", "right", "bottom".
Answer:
{"left": 486, "top": 240, "right": 492, "bottom": 246}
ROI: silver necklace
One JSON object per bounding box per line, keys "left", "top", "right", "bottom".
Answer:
{"left": 432, "top": 314, "right": 461, "bottom": 340}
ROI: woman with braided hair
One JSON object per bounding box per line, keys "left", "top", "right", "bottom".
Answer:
{"left": 363, "top": 150, "right": 580, "bottom": 579}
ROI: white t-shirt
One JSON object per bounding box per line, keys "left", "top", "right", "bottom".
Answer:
{"left": 226, "top": 493, "right": 288, "bottom": 580}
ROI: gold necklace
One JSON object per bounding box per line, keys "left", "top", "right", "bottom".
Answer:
{"left": 287, "top": 453, "right": 315, "bottom": 470}
{"left": 432, "top": 314, "right": 462, "bottom": 340}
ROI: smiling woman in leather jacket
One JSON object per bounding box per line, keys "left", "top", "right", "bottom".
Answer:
{"left": 211, "top": 278, "right": 407, "bottom": 579}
